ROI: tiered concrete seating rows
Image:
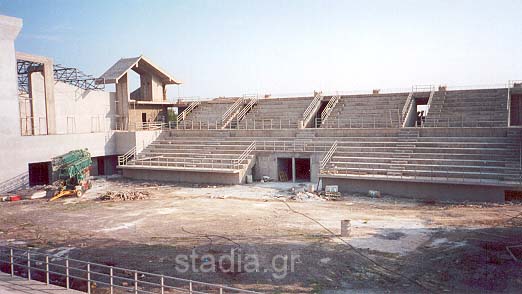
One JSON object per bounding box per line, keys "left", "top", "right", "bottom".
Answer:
{"left": 237, "top": 97, "right": 314, "bottom": 129}
{"left": 424, "top": 88, "right": 508, "bottom": 127}
{"left": 321, "top": 93, "right": 408, "bottom": 128}
{"left": 178, "top": 100, "right": 235, "bottom": 129}
{"left": 127, "top": 134, "right": 255, "bottom": 172}
{"left": 322, "top": 130, "right": 520, "bottom": 185}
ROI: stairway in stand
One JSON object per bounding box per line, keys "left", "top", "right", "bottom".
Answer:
{"left": 387, "top": 128, "right": 419, "bottom": 177}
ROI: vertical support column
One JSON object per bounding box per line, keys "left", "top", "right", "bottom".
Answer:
{"left": 0, "top": 15, "right": 23, "bottom": 138}
{"left": 42, "top": 59, "right": 55, "bottom": 134}
{"left": 292, "top": 157, "right": 296, "bottom": 183}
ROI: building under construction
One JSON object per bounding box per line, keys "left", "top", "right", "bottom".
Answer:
{"left": 0, "top": 14, "right": 521, "bottom": 202}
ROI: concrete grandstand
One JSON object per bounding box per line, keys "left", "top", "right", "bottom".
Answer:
{"left": 0, "top": 14, "right": 521, "bottom": 203}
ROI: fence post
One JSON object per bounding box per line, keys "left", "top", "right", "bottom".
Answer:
{"left": 189, "top": 280, "right": 193, "bottom": 293}
{"left": 160, "top": 275, "right": 164, "bottom": 294}
{"left": 66, "top": 258, "right": 70, "bottom": 289}
{"left": 87, "top": 263, "right": 91, "bottom": 294}
{"left": 134, "top": 271, "right": 138, "bottom": 294}
{"left": 110, "top": 267, "right": 114, "bottom": 294}
{"left": 10, "top": 248, "right": 14, "bottom": 277}
{"left": 27, "top": 252, "right": 31, "bottom": 280}
{"left": 45, "top": 256, "right": 49, "bottom": 285}
{"left": 220, "top": 287, "right": 224, "bottom": 294}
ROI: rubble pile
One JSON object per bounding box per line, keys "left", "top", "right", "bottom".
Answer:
{"left": 98, "top": 191, "right": 151, "bottom": 201}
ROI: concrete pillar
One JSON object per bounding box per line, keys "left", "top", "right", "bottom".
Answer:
{"left": 0, "top": 15, "right": 22, "bottom": 137}
{"left": 292, "top": 157, "right": 296, "bottom": 183}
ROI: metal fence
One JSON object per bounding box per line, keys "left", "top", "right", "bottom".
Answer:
{"left": 0, "top": 246, "right": 262, "bottom": 294}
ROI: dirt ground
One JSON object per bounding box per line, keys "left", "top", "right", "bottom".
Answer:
{"left": 1, "top": 177, "right": 522, "bottom": 293}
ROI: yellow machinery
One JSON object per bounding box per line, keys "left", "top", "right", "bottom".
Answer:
{"left": 49, "top": 149, "right": 92, "bottom": 201}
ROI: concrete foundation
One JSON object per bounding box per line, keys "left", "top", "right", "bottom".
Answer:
{"left": 122, "top": 168, "right": 243, "bottom": 185}
{"left": 321, "top": 176, "right": 512, "bottom": 203}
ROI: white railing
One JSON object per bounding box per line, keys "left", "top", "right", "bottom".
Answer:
{"left": 133, "top": 122, "right": 167, "bottom": 131}
{"left": 321, "top": 141, "right": 338, "bottom": 169}
{"left": 320, "top": 94, "right": 341, "bottom": 125}
{"left": 177, "top": 100, "right": 201, "bottom": 123}
{"left": 419, "top": 116, "right": 508, "bottom": 128}
{"left": 221, "top": 97, "right": 244, "bottom": 129}
{"left": 235, "top": 95, "right": 258, "bottom": 122}
{"left": 508, "top": 80, "right": 522, "bottom": 126}
{"left": 412, "top": 85, "right": 435, "bottom": 93}
{"left": 118, "top": 146, "right": 136, "bottom": 166}
{"left": 319, "top": 162, "right": 521, "bottom": 186}
{"left": 255, "top": 140, "right": 333, "bottom": 153}
{"left": 0, "top": 246, "right": 262, "bottom": 294}
{"left": 0, "top": 172, "right": 29, "bottom": 194}
{"left": 401, "top": 91, "right": 413, "bottom": 124}
{"left": 300, "top": 92, "right": 323, "bottom": 128}
{"left": 424, "top": 87, "right": 437, "bottom": 117}
{"left": 319, "top": 109, "right": 401, "bottom": 129}
{"left": 236, "top": 141, "right": 256, "bottom": 169}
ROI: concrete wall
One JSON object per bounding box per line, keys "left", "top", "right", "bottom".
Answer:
{"left": 254, "top": 152, "right": 321, "bottom": 183}
{"left": 122, "top": 168, "right": 242, "bottom": 185}
{"left": 321, "top": 176, "right": 511, "bottom": 203}
{"left": 0, "top": 15, "right": 22, "bottom": 138}
{"left": 21, "top": 72, "right": 118, "bottom": 134}
{"left": 115, "top": 130, "right": 162, "bottom": 154}
{"left": 128, "top": 105, "right": 167, "bottom": 126}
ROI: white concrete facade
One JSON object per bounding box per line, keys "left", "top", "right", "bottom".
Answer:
{"left": 0, "top": 14, "right": 155, "bottom": 184}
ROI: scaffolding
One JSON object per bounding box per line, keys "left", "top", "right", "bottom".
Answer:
{"left": 16, "top": 60, "right": 104, "bottom": 94}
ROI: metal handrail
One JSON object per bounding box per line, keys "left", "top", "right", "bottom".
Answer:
{"left": 236, "top": 96, "right": 258, "bottom": 122}
{"left": 412, "top": 85, "right": 435, "bottom": 93}
{"left": 0, "top": 246, "right": 262, "bottom": 294}
{"left": 302, "top": 92, "right": 322, "bottom": 121}
{"left": 236, "top": 141, "right": 256, "bottom": 169}
{"left": 319, "top": 109, "right": 401, "bottom": 129}
{"left": 320, "top": 94, "right": 340, "bottom": 124}
{"left": 134, "top": 122, "right": 166, "bottom": 131}
{"left": 321, "top": 141, "right": 338, "bottom": 169}
{"left": 401, "top": 91, "right": 413, "bottom": 122}
{"left": 177, "top": 100, "right": 201, "bottom": 123}
{"left": 222, "top": 97, "right": 244, "bottom": 123}
{"left": 424, "top": 87, "right": 437, "bottom": 117}
{"left": 0, "top": 171, "right": 29, "bottom": 194}
{"left": 118, "top": 146, "right": 137, "bottom": 166}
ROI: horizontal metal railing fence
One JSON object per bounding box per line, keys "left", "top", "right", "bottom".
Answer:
{"left": 0, "top": 246, "right": 262, "bottom": 294}
{"left": 118, "top": 146, "right": 137, "bottom": 166}
{"left": 0, "top": 171, "right": 29, "bottom": 194}
{"left": 320, "top": 161, "right": 522, "bottom": 186}
{"left": 318, "top": 109, "right": 401, "bottom": 129}
{"left": 419, "top": 116, "right": 508, "bottom": 128}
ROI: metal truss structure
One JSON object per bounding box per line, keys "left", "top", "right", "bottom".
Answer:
{"left": 17, "top": 60, "right": 104, "bottom": 94}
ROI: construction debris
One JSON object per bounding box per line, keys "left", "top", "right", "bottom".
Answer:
{"left": 98, "top": 191, "right": 151, "bottom": 201}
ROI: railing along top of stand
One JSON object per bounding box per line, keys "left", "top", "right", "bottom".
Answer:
{"left": 412, "top": 85, "right": 435, "bottom": 93}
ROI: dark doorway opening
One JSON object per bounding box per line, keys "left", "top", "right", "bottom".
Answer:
{"left": 415, "top": 97, "right": 429, "bottom": 127}
{"left": 510, "top": 94, "right": 522, "bottom": 126}
{"left": 505, "top": 190, "right": 522, "bottom": 202}
{"left": 97, "top": 157, "right": 105, "bottom": 175}
{"left": 295, "top": 158, "right": 311, "bottom": 182}
{"left": 277, "top": 158, "right": 292, "bottom": 182}
{"left": 28, "top": 162, "right": 50, "bottom": 186}
{"left": 141, "top": 112, "right": 147, "bottom": 123}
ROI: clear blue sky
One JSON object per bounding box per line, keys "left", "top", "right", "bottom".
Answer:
{"left": 1, "top": 0, "right": 521, "bottom": 98}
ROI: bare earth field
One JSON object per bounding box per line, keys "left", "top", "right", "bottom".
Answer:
{"left": 1, "top": 177, "right": 522, "bottom": 293}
